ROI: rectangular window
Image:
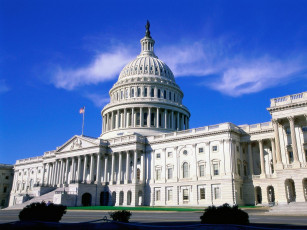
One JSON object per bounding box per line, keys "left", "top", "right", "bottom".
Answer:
{"left": 131, "top": 88, "right": 134, "bottom": 97}
{"left": 156, "top": 153, "right": 161, "bottom": 159}
{"left": 183, "top": 189, "right": 189, "bottom": 201}
{"left": 213, "top": 163, "right": 219, "bottom": 176}
{"left": 200, "top": 188, "right": 205, "bottom": 200}
{"left": 136, "top": 113, "right": 140, "bottom": 125}
{"left": 156, "top": 169, "right": 161, "bottom": 180}
{"left": 167, "top": 168, "right": 173, "bottom": 179}
{"left": 288, "top": 151, "right": 294, "bottom": 163}
{"left": 168, "top": 152, "right": 172, "bottom": 157}
{"left": 199, "top": 148, "right": 204, "bottom": 153}
{"left": 151, "top": 113, "right": 155, "bottom": 126}
{"left": 158, "top": 89, "right": 161, "bottom": 98}
{"left": 302, "top": 126, "right": 307, "bottom": 132}
{"left": 286, "top": 127, "right": 291, "bottom": 134}
{"left": 156, "top": 190, "right": 161, "bottom": 201}
{"left": 237, "top": 163, "right": 241, "bottom": 176}
{"left": 137, "top": 88, "right": 141, "bottom": 97}
{"left": 212, "top": 146, "right": 218, "bottom": 152}
{"left": 167, "top": 189, "right": 173, "bottom": 201}
{"left": 144, "top": 113, "right": 148, "bottom": 126}
{"left": 214, "top": 187, "right": 220, "bottom": 199}
{"left": 3, "top": 186, "right": 7, "bottom": 193}
{"left": 151, "top": 88, "right": 154, "bottom": 97}
{"left": 169, "top": 92, "right": 172, "bottom": 100}
{"left": 199, "top": 165, "right": 205, "bottom": 177}
{"left": 164, "top": 90, "right": 166, "bottom": 99}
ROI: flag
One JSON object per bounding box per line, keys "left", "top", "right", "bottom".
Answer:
{"left": 79, "top": 106, "right": 85, "bottom": 114}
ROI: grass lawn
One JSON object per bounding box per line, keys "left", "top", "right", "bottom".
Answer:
{"left": 67, "top": 205, "right": 259, "bottom": 211}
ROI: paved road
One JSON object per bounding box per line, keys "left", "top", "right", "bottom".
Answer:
{"left": 1, "top": 209, "right": 307, "bottom": 227}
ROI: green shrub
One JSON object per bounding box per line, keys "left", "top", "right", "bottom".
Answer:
{"left": 200, "top": 203, "right": 249, "bottom": 225}
{"left": 19, "top": 202, "right": 67, "bottom": 222}
{"left": 109, "top": 210, "right": 132, "bottom": 222}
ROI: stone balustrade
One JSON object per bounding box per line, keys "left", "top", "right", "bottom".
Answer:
{"left": 270, "top": 92, "right": 307, "bottom": 107}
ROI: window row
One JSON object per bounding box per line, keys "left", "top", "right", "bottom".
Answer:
{"left": 111, "top": 87, "right": 182, "bottom": 103}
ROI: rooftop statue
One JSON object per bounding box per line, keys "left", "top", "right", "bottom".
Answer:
{"left": 145, "top": 20, "right": 151, "bottom": 38}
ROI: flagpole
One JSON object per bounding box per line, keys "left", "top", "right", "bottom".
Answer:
{"left": 82, "top": 106, "right": 85, "bottom": 136}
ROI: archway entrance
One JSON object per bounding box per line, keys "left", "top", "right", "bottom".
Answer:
{"left": 127, "top": 191, "right": 132, "bottom": 205}
{"left": 303, "top": 178, "right": 307, "bottom": 201}
{"left": 111, "top": 192, "right": 116, "bottom": 206}
{"left": 255, "top": 186, "right": 262, "bottom": 204}
{"left": 100, "top": 192, "right": 109, "bottom": 206}
{"left": 82, "top": 193, "right": 92, "bottom": 206}
{"left": 267, "top": 186, "right": 275, "bottom": 204}
{"left": 119, "top": 191, "right": 124, "bottom": 205}
{"left": 138, "top": 191, "right": 143, "bottom": 206}
{"left": 285, "top": 179, "right": 296, "bottom": 203}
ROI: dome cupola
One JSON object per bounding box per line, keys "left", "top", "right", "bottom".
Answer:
{"left": 101, "top": 21, "right": 190, "bottom": 139}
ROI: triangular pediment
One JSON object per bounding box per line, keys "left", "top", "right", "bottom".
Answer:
{"left": 56, "top": 135, "right": 99, "bottom": 153}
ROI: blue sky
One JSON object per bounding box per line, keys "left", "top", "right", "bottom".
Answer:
{"left": 0, "top": 0, "right": 307, "bottom": 164}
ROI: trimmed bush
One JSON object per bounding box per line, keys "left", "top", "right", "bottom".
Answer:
{"left": 200, "top": 203, "right": 249, "bottom": 225}
{"left": 109, "top": 210, "right": 132, "bottom": 222}
{"left": 19, "top": 202, "right": 67, "bottom": 222}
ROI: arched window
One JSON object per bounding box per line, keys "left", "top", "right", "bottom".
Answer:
{"left": 131, "top": 88, "right": 134, "bottom": 97}
{"left": 183, "top": 162, "right": 189, "bottom": 178}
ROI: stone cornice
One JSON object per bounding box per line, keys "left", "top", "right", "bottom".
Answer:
{"left": 267, "top": 101, "right": 307, "bottom": 113}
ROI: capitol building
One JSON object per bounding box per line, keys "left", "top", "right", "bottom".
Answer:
{"left": 8, "top": 23, "right": 307, "bottom": 208}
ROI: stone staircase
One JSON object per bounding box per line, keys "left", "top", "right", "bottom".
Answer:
{"left": 5, "top": 188, "right": 63, "bottom": 210}
{"left": 269, "top": 202, "right": 307, "bottom": 215}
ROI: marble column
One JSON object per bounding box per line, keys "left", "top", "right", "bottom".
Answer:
{"left": 180, "top": 114, "right": 184, "bottom": 130}
{"left": 110, "top": 153, "right": 115, "bottom": 184}
{"left": 77, "top": 156, "right": 81, "bottom": 182}
{"left": 270, "top": 138, "right": 277, "bottom": 172}
{"left": 71, "top": 157, "right": 76, "bottom": 183}
{"left": 258, "top": 140, "right": 266, "bottom": 177}
{"left": 83, "top": 155, "right": 87, "bottom": 182}
{"left": 148, "top": 107, "right": 151, "bottom": 127}
{"left": 104, "top": 155, "right": 108, "bottom": 183}
{"left": 171, "top": 110, "right": 174, "bottom": 129}
{"left": 111, "top": 111, "right": 114, "bottom": 130}
{"left": 124, "top": 108, "right": 127, "bottom": 128}
{"left": 141, "top": 152, "right": 145, "bottom": 182}
{"left": 156, "top": 108, "right": 160, "bottom": 128}
{"left": 132, "top": 108, "right": 135, "bottom": 127}
{"left": 125, "top": 151, "right": 130, "bottom": 184}
{"left": 272, "top": 119, "right": 283, "bottom": 168}
{"left": 140, "top": 107, "right": 143, "bottom": 127}
{"left": 58, "top": 160, "right": 63, "bottom": 185}
{"left": 106, "top": 113, "right": 109, "bottom": 131}
{"left": 96, "top": 153, "right": 101, "bottom": 184}
{"left": 177, "top": 112, "right": 179, "bottom": 130}
{"left": 247, "top": 143, "right": 254, "bottom": 176}
{"left": 117, "top": 152, "right": 122, "bottom": 184}
{"left": 288, "top": 116, "right": 300, "bottom": 166}
{"left": 164, "top": 109, "right": 168, "bottom": 129}
{"left": 65, "top": 158, "right": 69, "bottom": 184}
{"left": 116, "top": 110, "right": 119, "bottom": 129}
{"left": 89, "top": 154, "right": 94, "bottom": 183}
{"left": 133, "top": 150, "right": 137, "bottom": 183}
{"left": 41, "top": 163, "right": 46, "bottom": 186}
{"left": 52, "top": 161, "right": 57, "bottom": 186}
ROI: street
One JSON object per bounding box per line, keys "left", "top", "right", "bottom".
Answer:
{"left": 1, "top": 209, "right": 307, "bottom": 228}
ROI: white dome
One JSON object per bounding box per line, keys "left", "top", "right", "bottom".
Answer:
{"left": 118, "top": 55, "right": 175, "bottom": 81}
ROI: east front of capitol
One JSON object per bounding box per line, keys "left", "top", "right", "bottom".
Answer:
{"left": 8, "top": 23, "right": 307, "bottom": 208}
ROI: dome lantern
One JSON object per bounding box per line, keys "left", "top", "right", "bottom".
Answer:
{"left": 139, "top": 20, "right": 157, "bottom": 58}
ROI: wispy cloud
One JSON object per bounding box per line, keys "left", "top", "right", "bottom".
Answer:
{"left": 159, "top": 42, "right": 306, "bottom": 96}
{"left": 50, "top": 38, "right": 306, "bottom": 96}
{"left": 85, "top": 93, "right": 110, "bottom": 108}
{"left": 51, "top": 47, "right": 134, "bottom": 90}
{"left": 0, "top": 79, "right": 10, "bottom": 94}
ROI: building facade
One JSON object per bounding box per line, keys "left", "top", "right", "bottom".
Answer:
{"left": 9, "top": 24, "right": 307, "bottom": 208}
{"left": 0, "top": 164, "right": 13, "bottom": 208}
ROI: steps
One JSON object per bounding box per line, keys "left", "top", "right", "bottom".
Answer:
{"left": 5, "top": 188, "right": 63, "bottom": 210}
{"left": 269, "top": 202, "right": 307, "bottom": 215}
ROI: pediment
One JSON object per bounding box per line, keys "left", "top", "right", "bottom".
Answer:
{"left": 56, "top": 135, "right": 99, "bottom": 153}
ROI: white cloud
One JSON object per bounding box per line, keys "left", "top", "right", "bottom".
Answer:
{"left": 85, "top": 93, "right": 110, "bottom": 108}
{"left": 0, "top": 79, "right": 10, "bottom": 94}
{"left": 158, "top": 43, "right": 306, "bottom": 96}
{"left": 51, "top": 48, "right": 134, "bottom": 90}
{"left": 50, "top": 39, "right": 306, "bottom": 97}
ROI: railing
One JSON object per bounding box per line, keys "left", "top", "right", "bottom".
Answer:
{"left": 270, "top": 92, "right": 307, "bottom": 107}
{"left": 239, "top": 121, "right": 273, "bottom": 133}
{"left": 16, "top": 156, "right": 43, "bottom": 164}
